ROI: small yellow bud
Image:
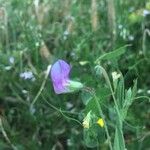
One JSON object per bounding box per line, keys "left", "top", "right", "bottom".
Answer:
{"left": 82, "top": 111, "right": 91, "bottom": 129}
{"left": 97, "top": 118, "right": 104, "bottom": 127}
{"left": 82, "top": 120, "right": 89, "bottom": 129}
{"left": 112, "top": 71, "right": 121, "bottom": 80}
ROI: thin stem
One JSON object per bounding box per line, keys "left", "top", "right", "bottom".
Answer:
{"left": 98, "top": 66, "right": 120, "bottom": 114}
{"left": 142, "top": 29, "right": 150, "bottom": 58}
{"left": 41, "top": 94, "right": 82, "bottom": 126}
{"left": 31, "top": 66, "right": 50, "bottom": 106}
{"left": 41, "top": 94, "right": 78, "bottom": 115}
{"left": 98, "top": 65, "right": 126, "bottom": 149}
{"left": 89, "top": 90, "right": 113, "bottom": 150}
{"left": 59, "top": 109, "right": 82, "bottom": 126}
{"left": 140, "top": 131, "right": 150, "bottom": 142}
{"left": 0, "top": 117, "right": 18, "bottom": 150}
{"left": 99, "top": 66, "right": 122, "bottom": 125}
{"left": 133, "top": 96, "right": 150, "bottom": 102}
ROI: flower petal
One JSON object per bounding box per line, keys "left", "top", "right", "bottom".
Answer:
{"left": 50, "top": 59, "right": 71, "bottom": 94}
{"left": 53, "top": 81, "right": 69, "bottom": 94}
{"left": 50, "top": 59, "right": 71, "bottom": 82}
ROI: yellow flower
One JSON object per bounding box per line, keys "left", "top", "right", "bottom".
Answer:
{"left": 97, "top": 118, "right": 104, "bottom": 127}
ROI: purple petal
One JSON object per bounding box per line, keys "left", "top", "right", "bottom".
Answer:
{"left": 50, "top": 59, "right": 71, "bottom": 94}
{"left": 53, "top": 81, "right": 69, "bottom": 94}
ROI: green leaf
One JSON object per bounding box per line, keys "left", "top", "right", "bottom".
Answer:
{"left": 116, "top": 76, "right": 125, "bottom": 109}
{"left": 95, "top": 65, "right": 102, "bottom": 76}
{"left": 81, "top": 90, "right": 93, "bottom": 105}
{"left": 124, "top": 88, "right": 132, "bottom": 108}
{"left": 122, "top": 80, "right": 137, "bottom": 119}
{"left": 95, "top": 45, "right": 130, "bottom": 63}
{"left": 114, "top": 128, "right": 120, "bottom": 150}
{"left": 84, "top": 98, "right": 99, "bottom": 116}
{"left": 114, "top": 127, "right": 126, "bottom": 150}
{"left": 122, "top": 88, "right": 132, "bottom": 119}
{"left": 96, "top": 86, "right": 111, "bottom": 102}
{"left": 83, "top": 128, "right": 98, "bottom": 148}
{"left": 123, "top": 80, "right": 137, "bottom": 109}
{"left": 83, "top": 124, "right": 105, "bottom": 148}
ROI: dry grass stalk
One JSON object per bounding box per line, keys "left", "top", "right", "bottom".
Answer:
{"left": 67, "top": 17, "right": 74, "bottom": 34}
{"left": 107, "top": 0, "right": 116, "bottom": 44}
{"left": 34, "top": 0, "right": 50, "bottom": 25}
{"left": 64, "top": 0, "right": 74, "bottom": 34}
{"left": 34, "top": 1, "right": 52, "bottom": 61}
{"left": 0, "top": 8, "right": 5, "bottom": 21}
{"left": 63, "top": 0, "right": 71, "bottom": 17}
{"left": 40, "top": 42, "right": 51, "bottom": 61}
{"left": 91, "top": 0, "right": 99, "bottom": 31}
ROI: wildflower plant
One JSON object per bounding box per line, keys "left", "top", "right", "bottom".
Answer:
{"left": 0, "top": 0, "right": 150, "bottom": 149}
{"left": 44, "top": 57, "right": 141, "bottom": 150}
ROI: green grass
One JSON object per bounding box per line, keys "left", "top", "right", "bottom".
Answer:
{"left": 0, "top": 0, "right": 150, "bottom": 149}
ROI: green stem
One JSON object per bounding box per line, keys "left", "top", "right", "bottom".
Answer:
{"left": 142, "top": 29, "right": 150, "bottom": 58}
{"left": 31, "top": 67, "right": 50, "bottom": 107}
{"left": 0, "top": 117, "right": 18, "bottom": 150}
{"left": 92, "top": 91, "right": 113, "bottom": 150}
{"left": 98, "top": 66, "right": 126, "bottom": 149}
{"left": 133, "top": 96, "right": 150, "bottom": 102}
{"left": 41, "top": 94, "right": 82, "bottom": 126}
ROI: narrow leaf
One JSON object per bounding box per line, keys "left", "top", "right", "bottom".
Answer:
{"left": 95, "top": 45, "right": 131, "bottom": 63}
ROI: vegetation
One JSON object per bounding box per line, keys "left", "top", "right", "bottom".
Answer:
{"left": 0, "top": 0, "right": 150, "bottom": 149}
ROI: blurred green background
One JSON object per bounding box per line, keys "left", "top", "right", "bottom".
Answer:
{"left": 0, "top": 0, "right": 150, "bottom": 149}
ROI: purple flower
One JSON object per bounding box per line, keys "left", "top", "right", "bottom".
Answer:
{"left": 50, "top": 59, "right": 83, "bottom": 94}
